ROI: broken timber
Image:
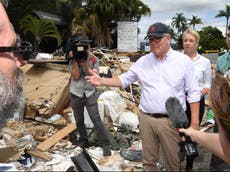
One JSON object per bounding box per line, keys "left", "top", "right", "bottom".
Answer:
{"left": 36, "top": 123, "right": 76, "bottom": 151}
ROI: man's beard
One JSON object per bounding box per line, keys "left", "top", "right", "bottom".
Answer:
{"left": 0, "top": 69, "right": 24, "bottom": 129}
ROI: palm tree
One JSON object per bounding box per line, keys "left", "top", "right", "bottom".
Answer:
{"left": 88, "top": 0, "right": 114, "bottom": 47}
{"left": 188, "top": 15, "right": 203, "bottom": 29}
{"left": 171, "top": 12, "right": 187, "bottom": 34}
{"left": 72, "top": 5, "right": 103, "bottom": 46}
{"left": 19, "top": 15, "right": 62, "bottom": 51}
{"left": 169, "top": 27, "right": 177, "bottom": 41}
{"left": 171, "top": 13, "right": 188, "bottom": 49}
{"left": 216, "top": 4, "right": 230, "bottom": 37}
{"left": 71, "top": 0, "right": 114, "bottom": 47}
{"left": 113, "top": 0, "right": 151, "bottom": 21}
{"left": 56, "top": 0, "right": 78, "bottom": 25}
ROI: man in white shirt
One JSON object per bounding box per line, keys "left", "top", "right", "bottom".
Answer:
{"left": 85, "top": 22, "right": 200, "bottom": 171}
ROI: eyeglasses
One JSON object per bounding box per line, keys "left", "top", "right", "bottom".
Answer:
{"left": 148, "top": 34, "right": 168, "bottom": 43}
{"left": 0, "top": 41, "right": 33, "bottom": 60}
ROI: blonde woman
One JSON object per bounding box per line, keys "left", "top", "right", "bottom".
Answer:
{"left": 183, "top": 29, "right": 212, "bottom": 124}
{"left": 182, "top": 29, "right": 212, "bottom": 171}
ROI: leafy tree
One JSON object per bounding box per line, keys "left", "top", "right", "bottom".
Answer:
{"left": 188, "top": 15, "right": 203, "bottom": 29}
{"left": 199, "top": 26, "right": 226, "bottom": 51}
{"left": 72, "top": 0, "right": 151, "bottom": 48}
{"left": 72, "top": 6, "right": 102, "bottom": 46}
{"left": 7, "top": 0, "right": 34, "bottom": 33}
{"left": 112, "top": 0, "right": 151, "bottom": 21}
{"left": 55, "top": 0, "right": 82, "bottom": 48}
{"left": 7, "top": 0, "right": 150, "bottom": 49}
{"left": 216, "top": 4, "right": 230, "bottom": 37}
{"left": 19, "top": 15, "right": 62, "bottom": 51}
{"left": 55, "top": 0, "right": 80, "bottom": 28}
{"left": 85, "top": 0, "right": 113, "bottom": 47}
{"left": 7, "top": 0, "right": 58, "bottom": 33}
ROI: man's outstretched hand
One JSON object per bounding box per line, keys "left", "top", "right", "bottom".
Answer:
{"left": 85, "top": 69, "right": 103, "bottom": 86}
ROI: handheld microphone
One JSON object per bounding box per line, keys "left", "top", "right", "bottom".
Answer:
{"left": 165, "top": 97, "right": 198, "bottom": 158}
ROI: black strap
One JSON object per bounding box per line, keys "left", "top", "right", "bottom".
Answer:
{"left": 0, "top": 41, "right": 32, "bottom": 53}
{"left": 0, "top": 46, "right": 23, "bottom": 52}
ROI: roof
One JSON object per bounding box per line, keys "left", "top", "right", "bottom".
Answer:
{"left": 33, "top": 9, "right": 67, "bottom": 25}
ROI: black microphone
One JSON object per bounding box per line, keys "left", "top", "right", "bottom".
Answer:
{"left": 165, "top": 97, "right": 198, "bottom": 158}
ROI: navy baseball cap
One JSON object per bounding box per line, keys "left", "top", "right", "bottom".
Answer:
{"left": 145, "top": 22, "right": 169, "bottom": 39}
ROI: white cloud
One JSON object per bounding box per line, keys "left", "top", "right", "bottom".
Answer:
{"left": 138, "top": 0, "right": 229, "bottom": 43}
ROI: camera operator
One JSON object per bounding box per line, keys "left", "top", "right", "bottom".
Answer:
{"left": 66, "top": 30, "right": 111, "bottom": 156}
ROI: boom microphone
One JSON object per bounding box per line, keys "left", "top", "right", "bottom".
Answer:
{"left": 165, "top": 97, "right": 198, "bottom": 158}
{"left": 165, "top": 97, "right": 188, "bottom": 130}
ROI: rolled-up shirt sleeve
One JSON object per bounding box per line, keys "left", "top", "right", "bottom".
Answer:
{"left": 118, "top": 65, "right": 138, "bottom": 89}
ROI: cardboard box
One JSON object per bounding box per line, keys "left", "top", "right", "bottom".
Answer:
{"left": 22, "top": 63, "right": 70, "bottom": 118}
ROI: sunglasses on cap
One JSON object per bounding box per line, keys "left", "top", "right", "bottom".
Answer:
{"left": 0, "top": 41, "right": 33, "bottom": 60}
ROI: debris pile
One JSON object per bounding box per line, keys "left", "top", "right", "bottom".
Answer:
{"left": 0, "top": 50, "right": 214, "bottom": 171}
{"left": 0, "top": 51, "right": 144, "bottom": 171}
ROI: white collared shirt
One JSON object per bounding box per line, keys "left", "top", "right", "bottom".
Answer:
{"left": 119, "top": 48, "right": 200, "bottom": 114}
{"left": 191, "top": 53, "right": 212, "bottom": 91}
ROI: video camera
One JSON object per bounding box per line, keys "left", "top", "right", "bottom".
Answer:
{"left": 0, "top": 41, "right": 33, "bottom": 60}
{"left": 68, "top": 35, "right": 92, "bottom": 62}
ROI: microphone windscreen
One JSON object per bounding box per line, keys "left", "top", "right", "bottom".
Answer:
{"left": 165, "top": 97, "right": 189, "bottom": 128}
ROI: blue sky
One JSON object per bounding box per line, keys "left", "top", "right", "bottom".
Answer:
{"left": 138, "top": 0, "right": 230, "bottom": 43}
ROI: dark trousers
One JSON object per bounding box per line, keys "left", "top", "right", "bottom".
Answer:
{"left": 186, "top": 96, "right": 205, "bottom": 125}
{"left": 70, "top": 93, "right": 109, "bottom": 147}
{"left": 185, "top": 96, "right": 205, "bottom": 169}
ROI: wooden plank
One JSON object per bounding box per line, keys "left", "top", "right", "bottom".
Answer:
{"left": 36, "top": 123, "right": 76, "bottom": 151}
{"left": 26, "top": 149, "right": 52, "bottom": 161}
